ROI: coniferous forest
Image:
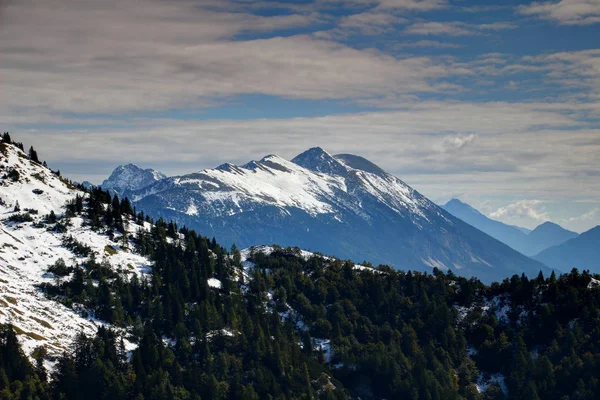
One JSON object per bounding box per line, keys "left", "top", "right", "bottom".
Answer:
{"left": 0, "top": 182, "right": 599, "bottom": 400}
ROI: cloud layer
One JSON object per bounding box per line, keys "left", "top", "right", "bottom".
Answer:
{"left": 519, "top": 0, "right": 600, "bottom": 25}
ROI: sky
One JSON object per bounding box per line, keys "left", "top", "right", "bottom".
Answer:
{"left": 1, "top": 0, "right": 599, "bottom": 233}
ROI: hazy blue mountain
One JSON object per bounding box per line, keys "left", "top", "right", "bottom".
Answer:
{"left": 442, "top": 199, "right": 577, "bottom": 256}
{"left": 533, "top": 226, "right": 600, "bottom": 273}
{"left": 525, "top": 221, "right": 579, "bottom": 256}
{"left": 512, "top": 225, "right": 532, "bottom": 234}
{"left": 442, "top": 199, "right": 530, "bottom": 254}
{"left": 80, "top": 180, "right": 94, "bottom": 189}
{"left": 105, "top": 147, "right": 551, "bottom": 283}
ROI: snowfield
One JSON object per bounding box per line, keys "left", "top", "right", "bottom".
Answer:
{"left": 0, "top": 143, "right": 150, "bottom": 360}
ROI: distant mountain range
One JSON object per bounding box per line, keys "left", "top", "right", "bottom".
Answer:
{"left": 442, "top": 198, "right": 578, "bottom": 256}
{"left": 100, "top": 147, "right": 551, "bottom": 283}
{"left": 533, "top": 226, "right": 600, "bottom": 273}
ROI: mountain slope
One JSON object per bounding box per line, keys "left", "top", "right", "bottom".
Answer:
{"left": 442, "top": 198, "right": 530, "bottom": 254}
{"left": 101, "top": 163, "right": 165, "bottom": 196}
{"left": 111, "top": 147, "right": 550, "bottom": 282}
{"left": 442, "top": 198, "right": 577, "bottom": 256}
{"left": 533, "top": 226, "right": 600, "bottom": 273}
{"left": 0, "top": 142, "right": 147, "bottom": 358}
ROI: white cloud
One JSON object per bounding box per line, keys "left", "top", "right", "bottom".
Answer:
{"left": 439, "top": 133, "right": 477, "bottom": 152}
{"left": 404, "top": 21, "right": 474, "bottom": 36}
{"left": 338, "top": 12, "right": 406, "bottom": 35}
{"left": 321, "top": 0, "right": 448, "bottom": 11}
{"left": 519, "top": 0, "right": 600, "bottom": 25}
{"left": 566, "top": 207, "right": 600, "bottom": 222}
{"left": 395, "top": 40, "right": 462, "bottom": 48}
{"left": 404, "top": 21, "right": 517, "bottom": 36}
{"left": 490, "top": 200, "right": 550, "bottom": 224}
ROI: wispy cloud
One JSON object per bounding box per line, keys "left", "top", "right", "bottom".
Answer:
{"left": 439, "top": 133, "right": 477, "bottom": 152}
{"left": 404, "top": 21, "right": 474, "bottom": 36}
{"left": 565, "top": 207, "right": 600, "bottom": 222}
{"left": 395, "top": 40, "right": 462, "bottom": 48}
{"left": 321, "top": 0, "right": 448, "bottom": 11}
{"left": 404, "top": 21, "right": 517, "bottom": 36}
{"left": 518, "top": 0, "right": 600, "bottom": 25}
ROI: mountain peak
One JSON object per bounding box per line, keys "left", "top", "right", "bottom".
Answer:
{"left": 531, "top": 221, "right": 574, "bottom": 234}
{"left": 445, "top": 198, "right": 465, "bottom": 206}
{"left": 443, "top": 198, "right": 484, "bottom": 217}
{"left": 102, "top": 163, "right": 166, "bottom": 193}
{"left": 291, "top": 147, "right": 347, "bottom": 175}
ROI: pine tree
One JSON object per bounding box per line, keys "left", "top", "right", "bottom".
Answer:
{"left": 28, "top": 146, "right": 39, "bottom": 163}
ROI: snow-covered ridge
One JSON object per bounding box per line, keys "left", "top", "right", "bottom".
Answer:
{"left": 0, "top": 143, "right": 149, "bottom": 360}
{"left": 125, "top": 146, "right": 434, "bottom": 221}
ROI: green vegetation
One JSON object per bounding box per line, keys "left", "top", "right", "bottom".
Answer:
{"left": 104, "top": 245, "right": 118, "bottom": 256}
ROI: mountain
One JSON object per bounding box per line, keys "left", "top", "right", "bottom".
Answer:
{"left": 533, "top": 226, "right": 600, "bottom": 273}
{"left": 442, "top": 198, "right": 530, "bottom": 253}
{"left": 526, "top": 221, "right": 579, "bottom": 256}
{"left": 442, "top": 198, "right": 577, "bottom": 256}
{"left": 512, "top": 225, "right": 532, "bottom": 234}
{"left": 100, "top": 163, "right": 165, "bottom": 195}
{"left": 80, "top": 180, "right": 94, "bottom": 189}
{"left": 108, "top": 147, "right": 550, "bottom": 283}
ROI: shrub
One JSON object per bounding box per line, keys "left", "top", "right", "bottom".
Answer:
{"left": 7, "top": 213, "right": 34, "bottom": 223}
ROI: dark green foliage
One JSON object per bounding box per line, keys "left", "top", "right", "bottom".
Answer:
{"left": 47, "top": 258, "right": 71, "bottom": 277}
{"left": 7, "top": 168, "right": 20, "bottom": 182}
{"left": 28, "top": 146, "right": 39, "bottom": 163}
{"left": 0, "top": 324, "right": 49, "bottom": 399}
{"left": 7, "top": 212, "right": 34, "bottom": 223}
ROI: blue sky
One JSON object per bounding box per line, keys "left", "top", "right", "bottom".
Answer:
{"left": 1, "top": 0, "right": 599, "bottom": 232}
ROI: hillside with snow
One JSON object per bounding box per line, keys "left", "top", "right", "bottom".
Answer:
{"left": 107, "top": 147, "right": 551, "bottom": 283}
{"left": 0, "top": 142, "right": 150, "bottom": 360}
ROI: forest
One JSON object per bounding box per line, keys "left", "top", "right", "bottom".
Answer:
{"left": 2, "top": 158, "right": 600, "bottom": 399}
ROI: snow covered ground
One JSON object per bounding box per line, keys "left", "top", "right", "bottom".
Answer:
{"left": 0, "top": 143, "right": 150, "bottom": 360}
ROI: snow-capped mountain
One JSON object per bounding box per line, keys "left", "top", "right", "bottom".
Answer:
{"left": 101, "top": 163, "right": 165, "bottom": 196}
{"left": 0, "top": 142, "right": 147, "bottom": 360}
{"left": 109, "top": 147, "right": 551, "bottom": 282}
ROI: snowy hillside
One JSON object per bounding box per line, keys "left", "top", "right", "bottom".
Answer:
{"left": 107, "top": 147, "right": 551, "bottom": 283}
{"left": 0, "top": 142, "right": 150, "bottom": 360}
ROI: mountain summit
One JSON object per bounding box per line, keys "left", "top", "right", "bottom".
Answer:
{"left": 101, "top": 163, "right": 165, "bottom": 195}
{"left": 291, "top": 147, "right": 348, "bottom": 176}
